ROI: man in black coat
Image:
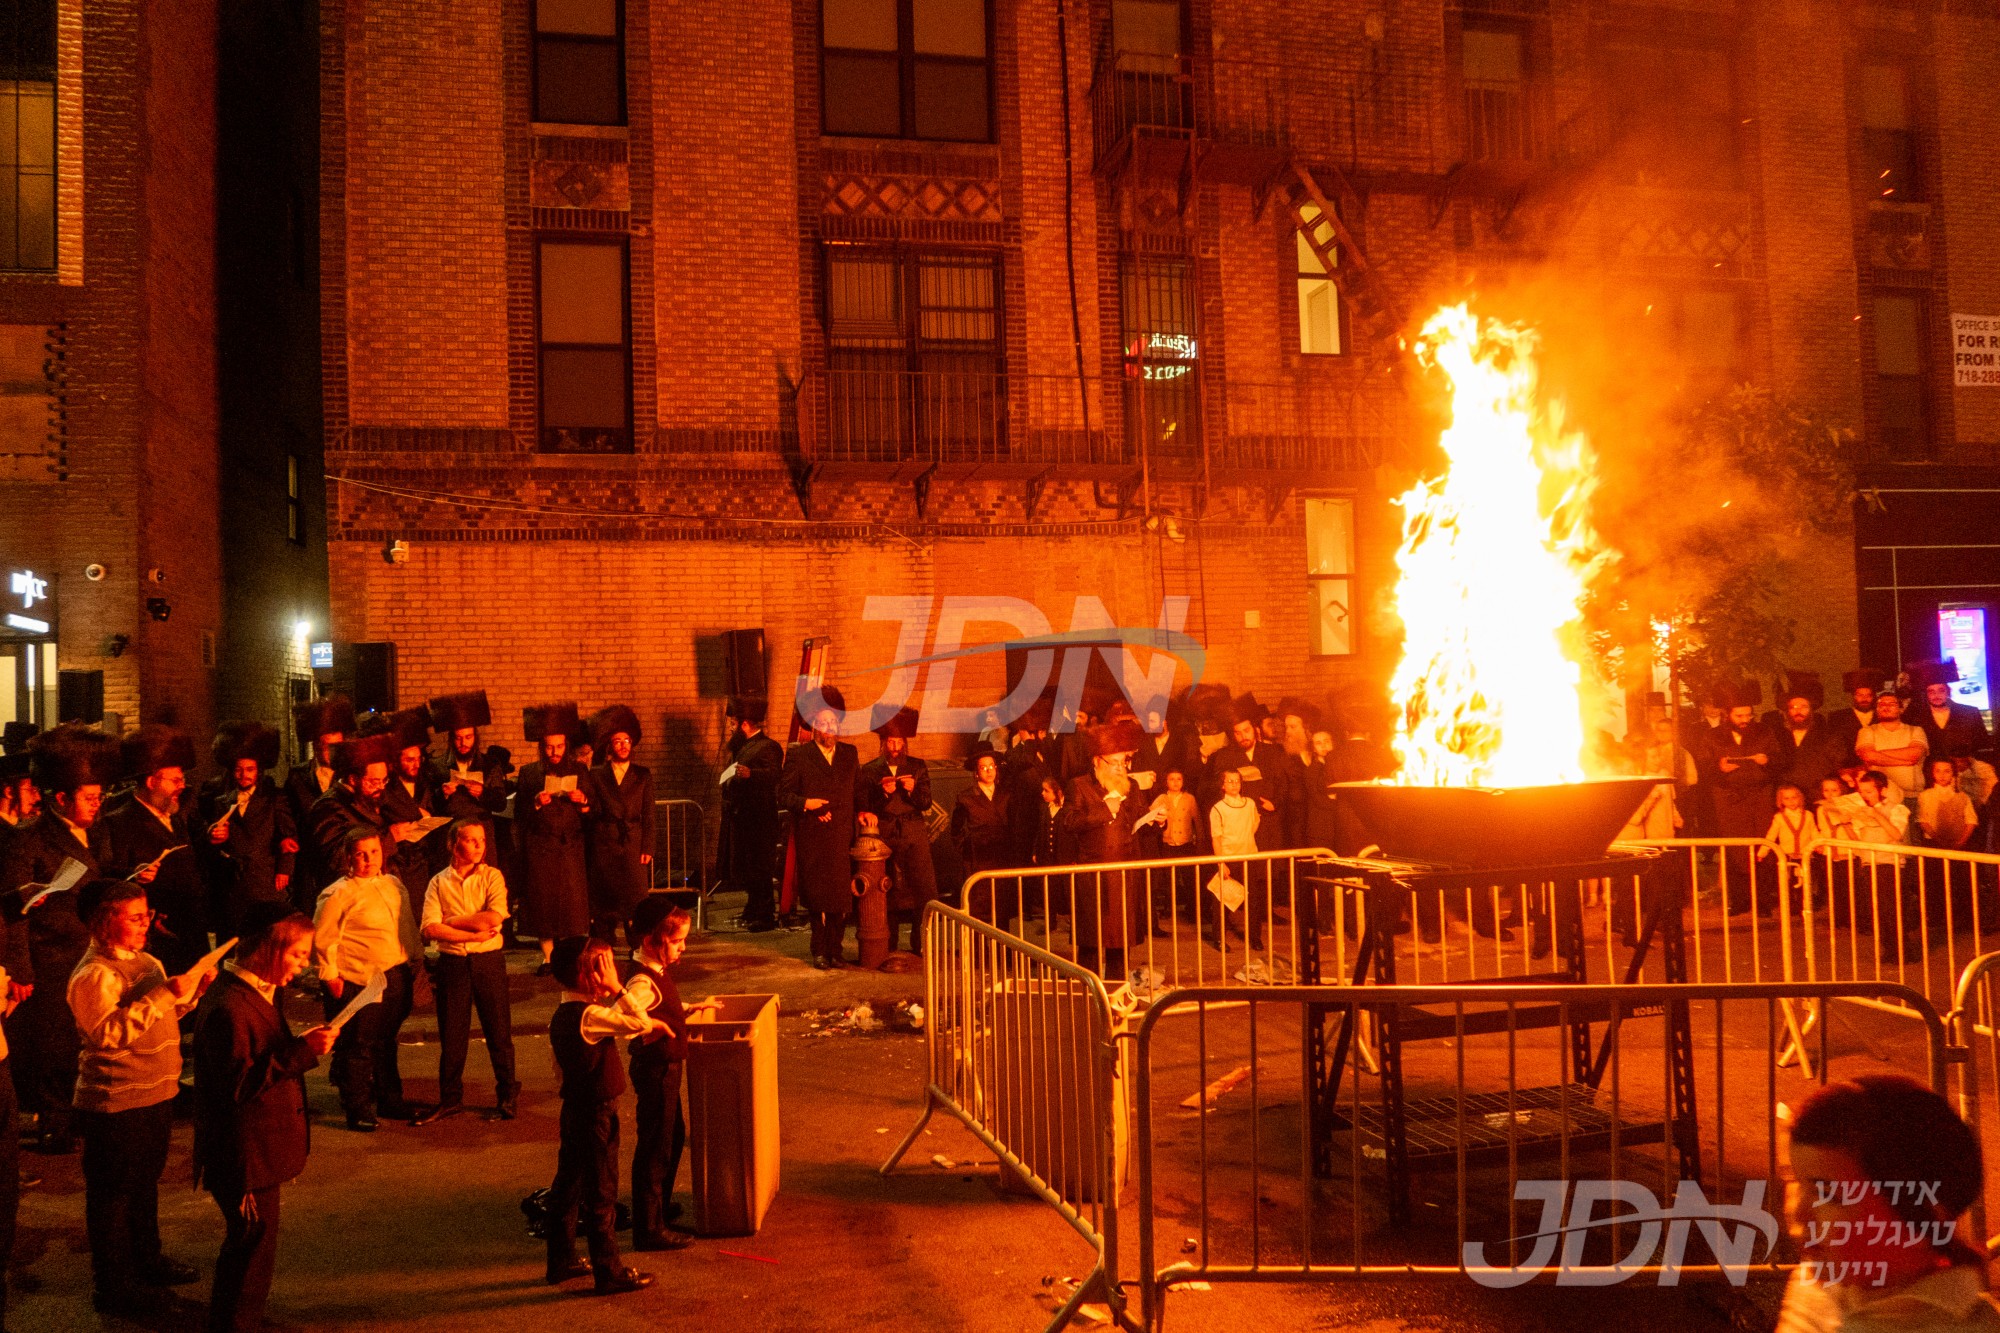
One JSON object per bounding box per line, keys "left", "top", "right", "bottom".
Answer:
{"left": 1827, "top": 669, "right": 1886, "bottom": 771}
{"left": 858, "top": 706, "right": 937, "bottom": 920}
{"left": 428, "top": 691, "right": 512, "bottom": 825}
{"left": 1764, "top": 673, "right": 1841, "bottom": 795}
{"left": 1204, "top": 696, "right": 1300, "bottom": 851}
{"left": 0, "top": 749, "right": 40, "bottom": 983}
{"left": 305, "top": 734, "right": 397, "bottom": 901}
{"left": 777, "top": 692, "right": 862, "bottom": 969}
{"left": 368, "top": 709, "right": 444, "bottom": 912}
{"left": 4, "top": 725, "right": 119, "bottom": 1152}
{"left": 1708, "top": 684, "right": 1778, "bottom": 911}
{"left": 583, "top": 705, "right": 655, "bottom": 944}
{"left": 199, "top": 723, "right": 298, "bottom": 940}
{"left": 99, "top": 726, "right": 207, "bottom": 976}
{"left": 1911, "top": 659, "right": 1992, "bottom": 762}
{"left": 192, "top": 904, "right": 334, "bottom": 1332}
{"left": 717, "top": 696, "right": 783, "bottom": 932}
{"left": 282, "top": 696, "right": 355, "bottom": 913}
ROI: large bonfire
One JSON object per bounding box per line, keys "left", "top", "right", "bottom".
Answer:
{"left": 1390, "top": 305, "right": 1605, "bottom": 788}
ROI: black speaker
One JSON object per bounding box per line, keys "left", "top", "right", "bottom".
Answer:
{"left": 722, "top": 628, "right": 767, "bottom": 698}
{"left": 58, "top": 669, "right": 103, "bottom": 724}
{"left": 332, "top": 641, "right": 398, "bottom": 714}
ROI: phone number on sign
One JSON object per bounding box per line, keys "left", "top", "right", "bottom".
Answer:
{"left": 1959, "top": 367, "right": 2000, "bottom": 387}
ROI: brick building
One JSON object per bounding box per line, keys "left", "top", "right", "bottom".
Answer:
{"left": 319, "top": 0, "right": 2000, "bottom": 793}
{"left": 0, "top": 0, "right": 321, "bottom": 756}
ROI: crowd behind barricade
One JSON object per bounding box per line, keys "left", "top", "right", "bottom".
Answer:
{"left": 0, "top": 690, "right": 710, "bottom": 1328}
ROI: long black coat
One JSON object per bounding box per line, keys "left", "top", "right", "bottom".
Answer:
{"left": 1920, "top": 700, "right": 1992, "bottom": 763}
{"left": 950, "top": 783, "right": 1012, "bottom": 878}
{"left": 777, "top": 740, "right": 860, "bottom": 915}
{"left": 515, "top": 758, "right": 591, "bottom": 940}
{"left": 281, "top": 765, "right": 339, "bottom": 905}
{"left": 718, "top": 730, "right": 783, "bottom": 889}
{"left": 2, "top": 811, "right": 100, "bottom": 989}
{"left": 1205, "top": 740, "right": 1301, "bottom": 849}
{"left": 1059, "top": 775, "right": 1146, "bottom": 950}
{"left": 198, "top": 778, "right": 298, "bottom": 937}
{"left": 1767, "top": 716, "right": 1842, "bottom": 793}
{"left": 192, "top": 969, "right": 318, "bottom": 1197}
{"left": 379, "top": 766, "right": 445, "bottom": 900}
{"left": 100, "top": 794, "right": 207, "bottom": 974}
{"left": 306, "top": 786, "right": 389, "bottom": 889}
{"left": 584, "top": 761, "right": 655, "bottom": 920}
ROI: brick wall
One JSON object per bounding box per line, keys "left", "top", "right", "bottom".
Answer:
{"left": 320, "top": 0, "right": 2000, "bottom": 749}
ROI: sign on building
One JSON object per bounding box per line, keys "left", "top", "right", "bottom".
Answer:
{"left": 1952, "top": 314, "right": 2000, "bottom": 386}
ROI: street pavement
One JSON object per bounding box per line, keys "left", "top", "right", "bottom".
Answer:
{"left": 1, "top": 896, "right": 1927, "bottom": 1332}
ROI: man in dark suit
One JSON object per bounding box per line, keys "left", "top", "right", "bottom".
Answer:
{"left": 951, "top": 748, "right": 1012, "bottom": 929}
{"left": 1204, "top": 696, "right": 1300, "bottom": 850}
{"left": 282, "top": 696, "right": 355, "bottom": 913}
{"left": 305, "top": 734, "right": 397, "bottom": 904}
{"left": 1828, "top": 668, "right": 1887, "bottom": 771}
{"left": 0, "top": 748, "right": 40, "bottom": 982}
{"left": 199, "top": 723, "right": 298, "bottom": 940}
{"left": 367, "top": 709, "right": 444, "bottom": 913}
{"left": 718, "top": 696, "right": 783, "bottom": 932}
{"left": 583, "top": 705, "right": 655, "bottom": 945}
{"left": 99, "top": 726, "right": 207, "bottom": 976}
{"left": 777, "top": 690, "right": 862, "bottom": 969}
{"left": 4, "top": 725, "right": 118, "bottom": 1153}
{"left": 1911, "top": 659, "right": 1992, "bottom": 762}
{"left": 1765, "top": 673, "right": 1841, "bottom": 795}
{"left": 191, "top": 904, "right": 335, "bottom": 1333}
{"left": 858, "top": 706, "right": 937, "bottom": 921}
{"left": 428, "top": 690, "right": 512, "bottom": 826}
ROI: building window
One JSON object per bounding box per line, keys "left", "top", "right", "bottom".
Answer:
{"left": 822, "top": 0, "right": 991, "bottom": 142}
{"left": 1873, "top": 291, "right": 1930, "bottom": 458}
{"left": 534, "top": 0, "right": 624, "bottom": 126}
{"left": 286, "top": 453, "right": 302, "bottom": 543}
{"left": 1605, "top": 43, "right": 1736, "bottom": 189}
{"left": 1461, "top": 23, "right": 1539, "bottom": 163}
{"left": 0, "top": 0, "right": 54, "bottom": 271}
{"left": 1296, "top": 204, "right": 1342, "bottom": 356}
{"left": 1859, "top": 63, "right": 1920, "bottom": 203}
{"left": 1120, "top": 255, "right": 1199, "bottom": 460}
{"left": 1306, "top": 497, "right": 1356, "bottom": 658}
{"left": 538, "top": 239, "right": 631, "bottom": 453}
{"left": 824, "top": 246, "right": 1003, "bottom": 460}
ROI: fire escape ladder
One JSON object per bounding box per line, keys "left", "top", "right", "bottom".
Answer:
{"left": 1275, "top": 156, "right": 1404, "bottom": 349}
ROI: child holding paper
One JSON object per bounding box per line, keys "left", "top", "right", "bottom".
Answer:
{"left": 543, "top": 936, "right": 670, "bottom": 1295}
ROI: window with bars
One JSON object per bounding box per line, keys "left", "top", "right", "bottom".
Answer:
{"left": 0, "top": 0, "right": 54, "bottom": 271}
{"left": 1120, "top": 255, "right": 1199, "bottom": 459}
{"left": 822, "top": 0, "right": 991, "bottom": 142}
{"left": 824, "top": 247, "right": 1003, "bottom": 460}
{"left": 534, "top": 0, "right": 624, "bottom": 126}
{"left": 1859, "top": 63, "right": 1921, "bottom": 203}
{"left": 1460, "top": 23, "right": 1539, "bottom": 163}
{"left": 1306, "top": 497, "right": 1356, "bottom": 658}
{"left": 538, "top": 239, "right": 631, "bottom": 453}
{"left": 1873, "top": 291, "right": 1931, "bottom": 459}
{"left": 1296, "top": 205, "right": 1342, "bottom": 357}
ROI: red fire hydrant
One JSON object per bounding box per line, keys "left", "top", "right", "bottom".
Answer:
{"left": 852, "top": 813, "right": 895, "bottom": 971}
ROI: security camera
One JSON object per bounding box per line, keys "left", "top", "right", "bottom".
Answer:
{"left": 145, "top": 597, "right": 170, "bottom": 622}
{"left": 103, "top": 633, "right": 128, "bottom": 657}
{"left": 384, "top": 540, "right": 410, "bottom": 565}
{"left": 83, "top": 563, "right": 105, "bottom": 582}
{"left": 146, "top": 567, "right": 166, "bottom": 585}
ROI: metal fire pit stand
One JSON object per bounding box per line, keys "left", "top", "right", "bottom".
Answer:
{"left": 1303, "top": 848, "right": 1701, "bottom": 1223}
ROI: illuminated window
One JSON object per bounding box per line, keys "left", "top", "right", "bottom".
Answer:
{"left": 1306, "top": 498, "right": 1356, "bottom": 658}
{"left": 1859, "top": 63, "right": 1921, "bottom": 203}
{"left": 1120, "top": 255, "right": 1199, "bottom": 458}
{"left": 0, "top": 0, "right": 54, "bottom": 271}
{"left": 534, "top": 0, "right": 623, "bottom": 126}
{"left": 1296, "top": 204, "right": 1342, "bottom": 356}
{"left": 538, "top": 239, "right": 631, "bottom": 453}
{"left": 1461, "top": 23, "right": 1539, "bottom": 162}
{"left": 823, "top": 0, "right": 991, "bottom": 142}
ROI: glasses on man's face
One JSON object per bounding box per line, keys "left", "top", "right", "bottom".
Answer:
{"left": 115, "top": 909, "right": 158, "bottom": 927}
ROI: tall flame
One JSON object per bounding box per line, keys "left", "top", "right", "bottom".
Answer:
{"left": 1390, "top": 306, "right": 1602, "bottom": 788}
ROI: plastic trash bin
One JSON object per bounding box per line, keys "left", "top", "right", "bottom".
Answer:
{"left": 687, "top": 993, "right": 780, "bottom": 1236}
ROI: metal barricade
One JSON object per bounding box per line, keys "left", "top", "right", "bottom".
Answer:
{"left": 1950, "top": 950, "right": 2000, "bottom": 1251}
{"left": 882, "top": 904, "right": 1141, "bottom": 1333}
{"left": 650, "top": 796, "right": 706, "bottom": 895}
{"left": 1133, "top": 978, "right": 1952, "bottom": 1329}
{"left": 1797, "top": 839, "right": 2000, "bottom": 1024}
{"left": 959, "top": 848, "right": 1333, "bottom": 992}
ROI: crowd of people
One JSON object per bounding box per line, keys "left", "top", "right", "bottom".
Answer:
{"left": 0, "top": 690, "right": 710, "bottom": 1328}
{"left": 715, "top": 682, "right": 1396, "bottom": 971}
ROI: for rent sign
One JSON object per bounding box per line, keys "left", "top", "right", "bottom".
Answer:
{"left": 1952, "top": 314, "right": 2000, "bottom": 386}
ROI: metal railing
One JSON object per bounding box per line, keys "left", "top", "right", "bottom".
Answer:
{"left": 882, "top": 904, "right": 1139, "bottom": 1333}
{"left": 650, "top": 797, "right": 708, "bottom": 915}
{"left": 1950, "top": 951, "right": 2000, "bottom": 1252}
{"left": 796, "top": 369, "right": 1401, "bottom": 471}
{"left": 959, "top": 848, "right": 1334, "bottom": 992}
{"left": 1133, "top": 979, "right": 1952, "bottom": 1328}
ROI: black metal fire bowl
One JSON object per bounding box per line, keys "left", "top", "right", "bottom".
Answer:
{"left": 1326, "top": 777, "right": 1659, "bottom": 869}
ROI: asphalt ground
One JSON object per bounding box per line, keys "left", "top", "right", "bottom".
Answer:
{"left": 1, "top": 891, "right": 1941, "bottom": 1333}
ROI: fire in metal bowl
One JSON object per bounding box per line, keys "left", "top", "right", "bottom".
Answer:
{"left": 1327, "top": 777, "right": 1659, "bottom": 868}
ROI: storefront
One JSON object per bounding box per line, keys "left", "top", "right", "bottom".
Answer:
{"left": 0, "top": 566, "right": 57, "bottom": 728}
